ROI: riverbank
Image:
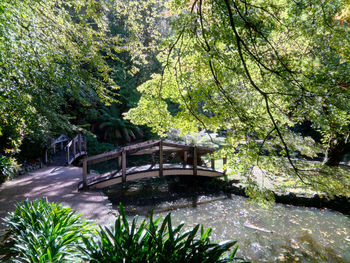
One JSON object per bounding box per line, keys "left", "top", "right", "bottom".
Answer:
{"left": 224, "top": 179, "right": 350, "bottom": 216}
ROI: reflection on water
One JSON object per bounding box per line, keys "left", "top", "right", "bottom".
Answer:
{"left": 158, "top": 198, "right": 350, "bottom": 262}
{"left": 103, "top": 176, "right": 350, "bottom": 262}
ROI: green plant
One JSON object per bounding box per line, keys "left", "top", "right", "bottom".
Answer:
{"left": 167, "top": 128, "right": 226, "bottom": 148}
{"left": 87, "top": 136, "right": 117, "bottom": 156}
{"left": 99, "top": 104, "right": 143, "bottom": 145}
{"left": 1, "top": 199, "right": 93, "bottom": 262}
{"left": 0, "top": 200, "right": 248, "bottom": 262}
{"left": 0, "top": 155, "right": 20, "bottom": 183}
{"left": 80, "top": 205, "right": 247, "bottom": 263}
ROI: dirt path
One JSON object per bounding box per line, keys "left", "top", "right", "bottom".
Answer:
{"left": 0, "top": 166, "right": 117, "bottom": 229}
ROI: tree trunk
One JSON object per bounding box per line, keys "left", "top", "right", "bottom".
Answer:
{"left": 324, "top": 137, "right": 350, "bottom": 166}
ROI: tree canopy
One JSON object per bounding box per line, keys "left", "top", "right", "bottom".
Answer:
{"left": 1, "top": 0, "right": 350, "bottom": 197}
{"left": 0, "top": 0, "right": 119, "bottom": 152}
{"left": 125, "top": 0, "right": 350, "bottom": 196}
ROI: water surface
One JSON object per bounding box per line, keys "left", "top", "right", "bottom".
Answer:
{"left": 104, "top": 176, "right": 350, "bottom": 262}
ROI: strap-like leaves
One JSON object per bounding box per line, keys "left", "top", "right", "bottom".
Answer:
{"left": 1, "top": 199, "right": 247, "bottom": 262}
{"left": 80, "top": 204, "right": 246, "bottom": 263}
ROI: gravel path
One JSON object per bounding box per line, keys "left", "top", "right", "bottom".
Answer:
{"left": 0, "top": 166, "right": 117, "bottom": 230}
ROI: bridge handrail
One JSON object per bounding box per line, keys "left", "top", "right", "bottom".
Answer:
{"left": 51, "top": 135, "right": 70, "bottom": 148}
{"left": 45, "top": 134, "right": 70, "bottom": 163}
{"left": 66, "top": 134, "right": 87, "bottom": 165}
{"left": 80, "top": 139, "right": 226, "bottom": 190}
{"left": 82, "top": 139, "right": 161, "bottom": 166}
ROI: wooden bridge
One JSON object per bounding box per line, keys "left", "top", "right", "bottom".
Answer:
{"left": 80, "top": 140, "right": 227, "bottom": 190}
{"left": 65, "top": 134, "right": 87, "bottom": 165}
{"left": 46, "top": 134, "right": 87, "bottom": 165}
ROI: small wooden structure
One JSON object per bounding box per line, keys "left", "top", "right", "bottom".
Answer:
{"left": 80, "top": 140, "right": 227, "bottom": 190}
{"left": 45, "top": 135, "right": 70, "bottom": 163}
{"left": 66, "top": 134, "right": 87, "bottom": 165}
{"left": 45, "top": 134, "right": 87, "bottom": 165}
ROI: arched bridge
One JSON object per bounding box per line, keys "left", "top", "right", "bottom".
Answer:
{"left": 80, "top": 140, "right": 227, "bottom": 190}
{"left": 46, "top": 134, "right": 87, "bottom": 166}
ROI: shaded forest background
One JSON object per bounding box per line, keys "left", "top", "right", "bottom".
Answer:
{"left": 0, "top": 0, "right": 167, "bottom": 167}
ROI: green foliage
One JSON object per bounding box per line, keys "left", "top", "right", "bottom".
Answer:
{"left": 87, "top": 136, "right": 117, "bottom": 156}
{"left": 99, "top": 104, "right": 144, "bottom": 145}
{"left": 167, "top": 128, "right": 226, "bottom": 147}
{"left": 0, "top": 155, "right": 20, "bottom": 183}
{"left": 0, "top": 200, "right": 248, "bottom": 263}
{"left": 93, "top": 0, "right": 166, "bottom": 144}
{"left": 80, "top": 205, "right": 246, "bottom": 263}
{"left": 125, "top": 0, "right": 350, "bottom": 195}
{"left": 0, "top": 0, "right": 163, "bottom": 160}
{"left": 0, "top": 0, "right": 119, "bottom": 153}
{"left": 113, "top": 0, "right": 170, "bottom": 67}
{"left": 1, "top": 199, "right": 93, "bottom": 263}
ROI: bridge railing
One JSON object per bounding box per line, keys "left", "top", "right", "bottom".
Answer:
{"left": 80, "top": 139, "right": 227, "bottom": 189}
{"left": 81, "top": 140, "right": 161, "bottom": 189}
{"left": 66, "top": 134, "right": 87, "bottom": 165}
{"left": 45, "top": 135, "right": 70, "bottom": 163}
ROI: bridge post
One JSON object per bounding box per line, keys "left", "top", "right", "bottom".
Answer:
{"left": 118, "top": 155, "right": 122, "bottom": 171}
{"left": 151, "top": 153, "right": 155, "bottom": 166}
{"left": 211, "top": 158, "right": 215, "bottom": 169}
{"left": 193, "top": 146, "right": 197, "bottom": 176}
{"left": 183, "top": 151, "right": 187, "bottom": 167}
{"left": 73, "top": 139, "right": 76, "bottom": 159}
{"left": 66, "top": 146, "right": 69, "bottom": 165}
{"left": 78, "top": 134, "right": 82, "bottom": 154}
{"left": 122, "top": 151, "right": 126, "bottom": 182}
{"left": 223, "top": 157, "right": 227, "bottom": 181}
{"left": 159, "top": 141, "right": 163, "bottom": 177}
{"left": 82, "top": 160, "right": 88, "bottom": 189}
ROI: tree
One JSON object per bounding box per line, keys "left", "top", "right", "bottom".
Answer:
{"left": 125, "top": 0, "right": 350, "bottom": 196}
{"left": 0, "top": 0, "right": 119, "bottom": 154}
{"left": 99, "top": 104, "right": 143, "bottom": 145}
{"left": 77, "top": 0, "right": 165, "bottom": 146}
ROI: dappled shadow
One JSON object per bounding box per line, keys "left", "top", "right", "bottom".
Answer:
{"left": 0, "top": 166, "right": 115, "bottom": 229}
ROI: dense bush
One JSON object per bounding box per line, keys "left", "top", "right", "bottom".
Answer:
{"left": 1, "top": 199, "right": 93, "bottom": 262}
{"left": 1, "top": 200, "right": 247, "bottom": 263}
{"left": 87, "top": 136, "right": 117, "bottom": 156}
{"left": 80, "top": 205, "right": 247, "bottom": 263}
{"left": 0, "top": 155, "right": 20, "bottom": 183}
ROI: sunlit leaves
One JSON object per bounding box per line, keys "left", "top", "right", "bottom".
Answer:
{"left": 0, "top": 0, "right": 120, "bottom": 152}
{"left": 1, "top": 199, "right": 93, "bottom": 262}
{"left": 80, "top": 204, "right": 245, "bottom": 262}
{"left": 126, "top": 0, "right": 350, "bottom": 195}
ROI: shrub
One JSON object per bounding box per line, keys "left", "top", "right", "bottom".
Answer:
{"left": 0, "top": 155, "right": 20, "bottom": 183}
{"left": 87, "top": 136, "right": 116, "bottom": 156}
{"left": 1, "top": 200, "right": 248, "bottom": 263}
{"left": 80, "top": 205, "right": 248, "bottom": 263}
{"left": 1, "top": 199, "right": 93, "bottom": 262}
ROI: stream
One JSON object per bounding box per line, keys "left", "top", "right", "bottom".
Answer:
{"left": 103, "top": 176, "right": 350, "bottom": 262}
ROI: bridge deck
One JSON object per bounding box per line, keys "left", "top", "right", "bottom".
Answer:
{"left": 83, "top": 164, "right": 224, "bottom": 189}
